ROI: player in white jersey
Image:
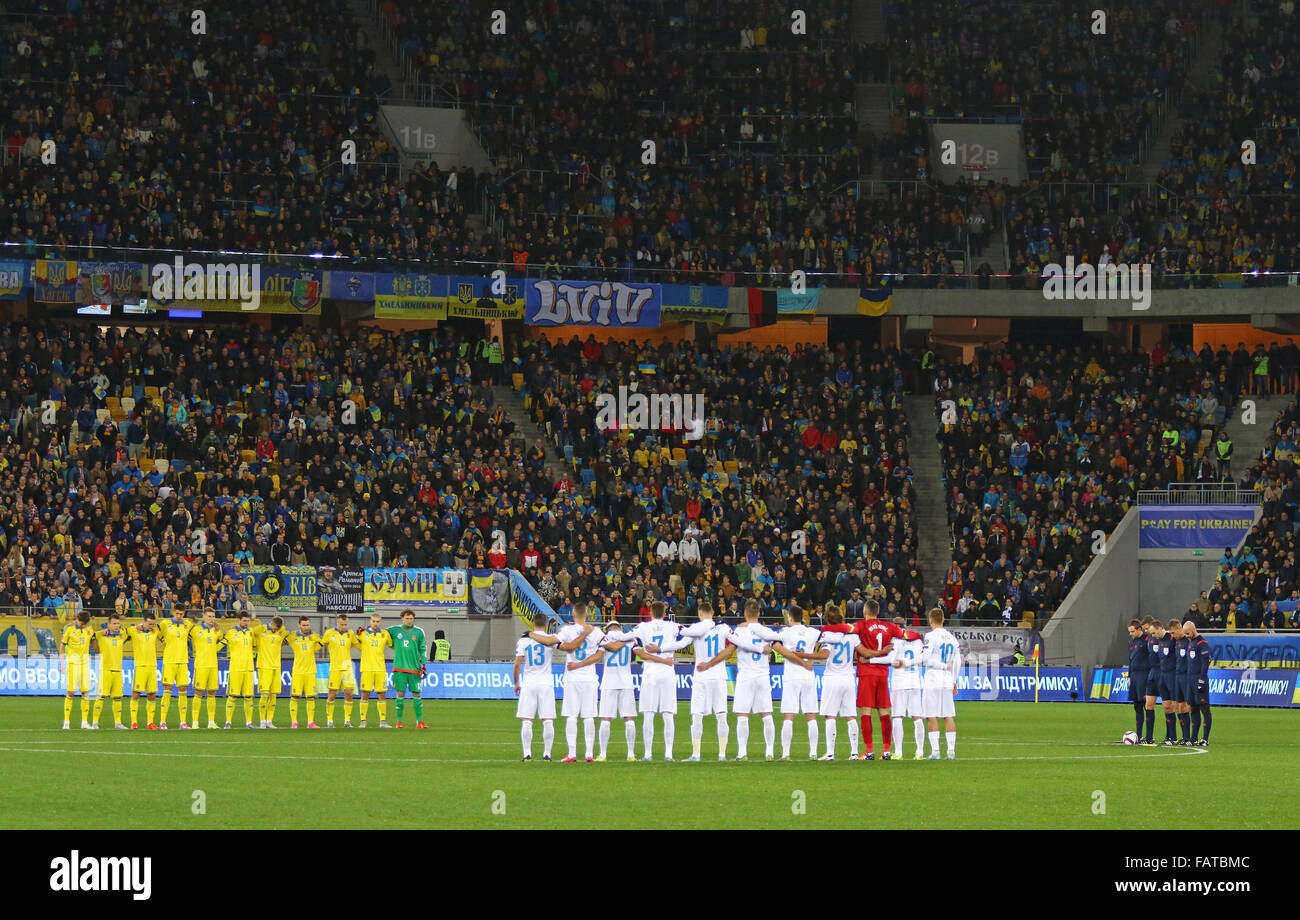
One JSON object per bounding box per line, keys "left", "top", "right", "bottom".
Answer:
{"left": 625, "top": 601, "right": 693, "bottom": 760}
{"left": 884, "top": 617, "right": 927, "bottom": 760}
{"left": 775, "top": 605, "right": 821, "bottom": 760}
{"left": 919, "top": 607, "right": 961, "bottom": 759}
{"left": 595, "top": 621, "right": 641, "bottom": 761}
{"left": 677, "top": 601, "right": 733, "bottom": 761}
{"left": 806, "top": 605, "right": 863, "bottom": 760}
{"left": 707, "top": 599, "right": 781, "bottom": 760}
{"left": 553, "top": 604, "right": 604, "bottom": 762}
{"left": 513, "top": 613, "right": 559, "bottom": 761}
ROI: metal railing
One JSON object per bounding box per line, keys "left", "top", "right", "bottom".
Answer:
{"left": 1137, "top": 484, "right": 1262, "bottom": 505}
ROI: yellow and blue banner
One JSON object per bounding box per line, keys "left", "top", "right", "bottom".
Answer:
{"left": 447, "top": 275, "right": 524, "bottom": 320}
{"left": 857, "top": 281, "right": 893, "bottom": 316}
{"left": 661, "top": 284, "right": 728, "bottom": 323}
{"left": 364, "top": 567, "right": 468, "bottom": 607}
{"left": 374, "top": 274, "right": 448, "bottom": 320}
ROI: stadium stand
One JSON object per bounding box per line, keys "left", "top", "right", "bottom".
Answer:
{"left": 515, "top": 336, "right": 927, "bottom": 624}
{"left": 930, "top": 340, "right": 1298, "bottom": 625}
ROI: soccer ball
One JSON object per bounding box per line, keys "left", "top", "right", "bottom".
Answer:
{"left": 1122, "top": 731, "right": 1139, "bottom": 745}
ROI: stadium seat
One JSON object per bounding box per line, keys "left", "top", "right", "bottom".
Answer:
{"left": 120, "top": 396, "right": 136, "bottom": 415}
{"left": 154, "top": 459, "right": 168, "bottom": 474}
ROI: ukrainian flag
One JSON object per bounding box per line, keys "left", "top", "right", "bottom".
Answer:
{"left": 637, "top": 363, "right": 657, "bottom": 375}
{"left": 252, "top": 203, "right": 274, "bottom": 218}
{"left": 857, "top": 282, "right": 893, "bottom": 316}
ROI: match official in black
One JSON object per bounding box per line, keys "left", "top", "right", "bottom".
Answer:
{"left": 1184, "top": 620, "right": 1212, "bottom": 746}
{"left": 1126, "top": 619, "right": 1149, "bottom": 741}
{"left": 1172, "top": 619, "right": 1193, "bottom": 745}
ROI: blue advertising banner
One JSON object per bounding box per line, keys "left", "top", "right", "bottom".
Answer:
{"left": 1204, "top": 634, "right": 1300, "bottom": 669}
{"left": 0, "top": 657, "right": 1089, "bottom": 702}
{"left": 1139, "top": 504, "right": 1256, "bottom": 549}
{"left": 325, "top": 270, "right": 376, "bottom": 302}
{"left": 1088, "top": 667, "right": 1299, "bottom": 708}
{"left": 0, "top": 658, "right": 303, "bottom": 697}
{"left": 525, "top": 279, "right": 661, "bottom": 328}
{"left": 0, "top": 260, "right": 30, "bottom": 299}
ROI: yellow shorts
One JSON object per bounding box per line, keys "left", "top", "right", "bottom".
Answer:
{"left": 101, "top": 670, "right": 123, "bottom": 697}
{"left": 228, "top": 670, "right": 254, "bottom": 697}
{"left": 162, "top": 661, "right": 190, "bottom": 687}
{"left": 328, "top": 666, "right": 357, "bottom": 692}
{"left": 193, "top": 666, "right": 219, "bottom": 692}
{"left": 360, "top": 670, "right": 387, "bottom": 693}
{"left": 66, "top": 656, "right": 91, "bottom": 693}
{"left": 257, "top": 668, "right": 279, "bottom": 695}
{"left": 290, "top": 670, "right": 316, "bottom": 696}
{"left": 133, "top": 666, "right": 158, "bottom": 694}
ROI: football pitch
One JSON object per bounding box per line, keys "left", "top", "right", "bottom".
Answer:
{"left": 2, "top": 698, "right": 1295, "bottom": 830}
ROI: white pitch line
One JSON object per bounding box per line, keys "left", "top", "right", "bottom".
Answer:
{"left": 0, "top": 745, "right": 502, "bottom": 764}
{"left": 0, "top": 744, "right": 1206, "bottom": 764}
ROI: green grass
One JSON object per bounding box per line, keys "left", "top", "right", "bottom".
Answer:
{"left": 1, "top": 698, "right": 1295, "bottom": 829}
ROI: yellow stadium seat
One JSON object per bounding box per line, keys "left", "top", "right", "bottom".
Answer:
{"left": 671, "top": 447, "right": 686, "bottom": 463}
{"left": 723, "top": 460, "right": 740, "bottom": 474}
{"left": 119, "top": 396, "right": 135, "bottom": 415}
{"left": 144, "top": 386, "right": 161, "bottom": 402}
{"left": 240, "top": 450, "right": 257, "bottom": 464}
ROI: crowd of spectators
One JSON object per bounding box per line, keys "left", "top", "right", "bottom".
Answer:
{"left": 0, "top": 319, "right": 555, "bottom": 620}
{"left": 512, "top": 335, "right": 932, "bottom": 625}
{"left": 1186, "top": 397, "right": 1300, "bottom": 630}
{"left": 931, "top": 340, "right": 1281, "bottom": 625}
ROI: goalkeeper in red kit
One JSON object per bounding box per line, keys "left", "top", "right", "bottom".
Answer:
{"left": 822, "top": 598, "right": 921, "bottom": 760}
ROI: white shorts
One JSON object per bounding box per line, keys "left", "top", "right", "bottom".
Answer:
{"left": 561, "top": 681, "right": 598, "bottom": 718}
{"left": 922, "top": 683, "right": 955, "bottom": 719}
{"left": 781, "top": 680, "right": 818, "bottom": 715}
{"left": 893, "top": 687, "right": 923, "bottom": 718}
{"left": 733, "top": 676, "right": 773, "bottom": 715}
{"left": 819, "top": 678, "right": 857, "bottom": 718}
{"left": 599, "top": 687, "right": 636, "bottom": 719}
{"left": 516, "top": 682, "right": 556, "bottom": 721}
{"left": 690, "top": 678, "right": 728, "bottom": 715}
{"left": 639, "top": 676, "right": 678, "bottom": 714}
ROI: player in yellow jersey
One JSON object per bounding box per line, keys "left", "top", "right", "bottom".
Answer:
{"left": 323, "top": 613, "right": 360, "bottom": 727}
{"left": 285, "top": 615, "right": 325, "bottom": 728}
{"left": 127, "top": 612, "right": 160, "bottom": 728}
{"left": 356, "top": 612, "right": 394, "bottom": 728}
{"left": 223, "top": 612, "right": 258, "bottom": 728}
{"left": 252, "top": 616, "right": 288, "bottom": 727}
{"left": 158, "top": 608, "right": 195, "bottom": 729}
{"left": 61, "top": 611, "right": 95, "bottom": 729}
{"left": 190, "top": 608, "right": 224, "bottom": 728}
{"left": 91, "top": 613, "right": 129, "bottom": 729}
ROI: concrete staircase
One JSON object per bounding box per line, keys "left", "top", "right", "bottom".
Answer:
{"left": 348, "top": 0, "right": 414, "bottom": 104}
{"left": 1223, "top": 394, "right": 1289, "bottom": 472}
{"left": 852, "top": 0, "right": 891, "bottom": 180}
{"left": 1140, "top": 13, "right": 1224, "bottom": 184}
{"left": 492, "top": 385, "right": 567, "bottom": 473}
{"left": 905, "top": 394, "right": 951, "bottom": 605}
{"left": 853, "top": 0, "right": 885, "bottom": 42}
